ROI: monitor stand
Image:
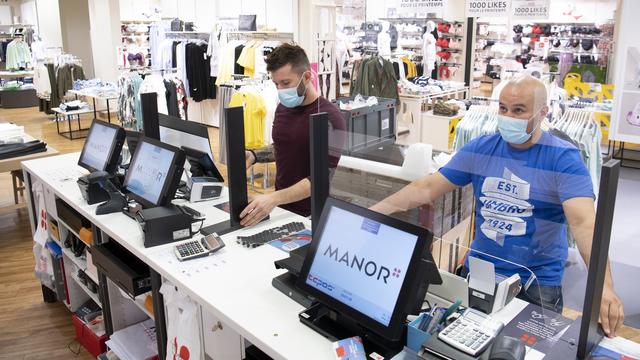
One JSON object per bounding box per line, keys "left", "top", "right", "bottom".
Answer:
{"left": 201, "top": 219, "right": 242, "bottom": 236}
{"left": 299, "top": 303, "right": 404, "bottom": 359}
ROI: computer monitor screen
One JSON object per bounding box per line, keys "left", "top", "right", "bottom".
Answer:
{"left": 124, "top": 138, "right": 185, "bottom": 207}
{"left": 78, "top": 120, "right": 125, "bottom": 173}
{"left": 158, "top": 114, "right": 214, "bottom": 165}
{"left": 298, "top": 197, "right": 429, "bottom": 340}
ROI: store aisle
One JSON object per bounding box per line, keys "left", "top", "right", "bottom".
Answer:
{"left": 0, "top": 207, "right": 95, "bottom": 360}
{"left": 0, "top": 107, "right": 93, "bottom": 359}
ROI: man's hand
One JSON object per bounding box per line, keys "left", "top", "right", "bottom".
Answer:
{"left": 245, "top": 151, "right": 255, "bottom": 170}
{"left": 600, "top": 284, "right": 624, "bottom": 338}
{"left": 240, "top": 193, "right": 279, "bottom": 227}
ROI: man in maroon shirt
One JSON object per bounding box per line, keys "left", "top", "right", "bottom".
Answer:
{"left": 241, "top": 44, "right": 346, "bottom": 226}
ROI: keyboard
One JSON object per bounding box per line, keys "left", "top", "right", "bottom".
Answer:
{"left": 237, "top": 222, "right": 306, "bottom": 248}
{"left": 177, "top": 204, "right": 205, "bottom": 219}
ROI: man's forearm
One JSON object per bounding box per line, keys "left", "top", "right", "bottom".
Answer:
{"left": 272, "top": 178, "right": 311, "bottom": 206}
{"left": 572, "top": 218, "right": 615, "bottom": 288}
{"left": 370, "top": 174, "right": 447, "bottom": 215}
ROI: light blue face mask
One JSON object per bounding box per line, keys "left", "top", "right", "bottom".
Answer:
{"left": 497, "top": 113, "right": 540, "bottom": 145}
{"left": 278, "top": 73, "right": 307, "bottom": 108}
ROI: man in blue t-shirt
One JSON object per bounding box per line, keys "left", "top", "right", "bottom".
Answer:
{"left": 372, "top": 75, "right": 624, "bottom": 337}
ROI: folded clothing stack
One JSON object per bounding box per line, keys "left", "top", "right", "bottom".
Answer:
{"left": 0, "top": 139, "right": 46, "bottom": 159}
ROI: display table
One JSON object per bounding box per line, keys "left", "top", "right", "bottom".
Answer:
{"left": 0, "top": 88, "right": 39, "bottom": 108}
{"left": 52, "top": 107, "right": 93, "bottom": 140}
{"left": 0, "top": 134, "right": 58, "bottom": 204}
{"left": 68, "top": 89, "right": 117, "bottom": 124}
{"left": 0, "top": 70, "right": 34, "bottom": 79}
{"left": 21, "top": 153, "right": 640, "bottom": 359}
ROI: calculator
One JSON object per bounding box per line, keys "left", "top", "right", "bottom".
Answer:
{"left": 174, "top": 233, "right": 225, "bottom": 261}
{"left": 438, "top": 308, "right": 504, "bottom": 356}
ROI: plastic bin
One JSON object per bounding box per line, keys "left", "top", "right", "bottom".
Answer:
{"left": 72, "top": 314, "right": 107, "bottom": 357}
{"left": 333, "top": 96, "right": 396, "bottom": 153}
{"left": 407, "top": 312, "right": 432, "bottom": 352}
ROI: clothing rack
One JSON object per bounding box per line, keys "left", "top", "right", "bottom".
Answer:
{"left": 164, "top": 31, "right": 210, "bottom": 40}
{"left": 118, "top": 66, "right": 180, "bottom": 75}
{"left": 226, "top": 31, "right": 294, "bottom": 42}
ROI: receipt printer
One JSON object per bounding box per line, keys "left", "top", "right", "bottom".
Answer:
{"left": 138, "top": 205, "right": 192, "bottom": 247}
{"left": 77, "top": 171, "right": 111, "bottom": 205}
{"left": 468, "top": 257, "right": 521, "bottom": 314}
{"left": 188, "top": 177, "right": 223, "bottom": 202}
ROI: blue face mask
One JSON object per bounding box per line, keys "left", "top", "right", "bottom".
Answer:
{"left": 278, "top": 74, "right": 307, "bottom": 108}
{"left": 497, "top": 114, "right": 539, "bottom": 145}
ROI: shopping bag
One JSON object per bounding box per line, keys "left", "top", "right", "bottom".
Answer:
{"left": 161, "top": 283, "right": 202, "bottom": 360}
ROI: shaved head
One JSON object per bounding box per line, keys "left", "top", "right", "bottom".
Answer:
{"left": 501, "top": 74, "right": 548, "bottom": 111}
{"left": 498, "top": 74, "right": 549, "bottom": 143}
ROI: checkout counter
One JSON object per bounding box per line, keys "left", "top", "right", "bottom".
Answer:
{"left": 21, "top": 152, "right": 640, "bottom": 360}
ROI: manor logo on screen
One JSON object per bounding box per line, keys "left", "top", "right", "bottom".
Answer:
{"left": 322, "top": 244, "right": 398, "bottom": 284}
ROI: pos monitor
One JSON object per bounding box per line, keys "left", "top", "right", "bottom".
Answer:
{"left": 123, "top": 137, "right": 186, "bottom": 208}
{"left": 297, "top": 197, "right": 440, "bottom": 355}
{"left": 78, "top": 120, "right": 126, "bottom": 173}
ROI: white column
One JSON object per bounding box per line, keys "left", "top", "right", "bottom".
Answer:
{"left": 87, "top": 0, "right": 121, "bottom": 82}
{"left": 35, "top": 0, "right": 63, "bottom": 47}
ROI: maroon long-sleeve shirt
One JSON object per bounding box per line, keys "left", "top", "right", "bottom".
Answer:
{"left": 272, "top": 97, "right": 346, "bottom": 216}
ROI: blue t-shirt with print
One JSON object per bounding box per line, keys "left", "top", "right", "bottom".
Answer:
{"left": 439, "top": 131, "right": 594, "bottom": 285}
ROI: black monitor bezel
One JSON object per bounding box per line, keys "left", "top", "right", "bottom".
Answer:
{"left": 181, "top": 145, "right": 224, "bottom": 183}
{"left": 78, "top": 120, "right": 125, "bottom": 173}
{"left": 296, "top": 197, "right": 431, "bottom": 341}
{"left": 158, "top": 113, "right": 214, "bottom": 160}
{"left": 123, "top": 136, "right": 185, "bottom": 208}
{"left": 125, "top": 129, "right": 142, "bottom": 158}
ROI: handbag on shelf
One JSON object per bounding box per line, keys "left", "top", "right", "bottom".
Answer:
{"left": 238, "top": 15, "right": 257, "bottom": 31}
{"left": 170, "top": 18, "right": 183, "bottom": 31}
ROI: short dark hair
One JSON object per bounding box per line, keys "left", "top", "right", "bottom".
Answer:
{"left": 265, "top": 43, "right": 310, "bottom": 74}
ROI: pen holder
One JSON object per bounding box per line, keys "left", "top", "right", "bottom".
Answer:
{"left": 407, "top": 313, "right": 432, "bottom": 352}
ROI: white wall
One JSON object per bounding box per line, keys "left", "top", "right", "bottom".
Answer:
{"left": 35, "top": 0, "right": 63, "bottom": 47}
{"left": 119, "top": 0, "right": 161, "bottom": 21}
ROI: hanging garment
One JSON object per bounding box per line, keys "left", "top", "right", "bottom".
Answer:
{"left": 164, "top": 79, "right": 179, "bottom": 117}
{"left": 217, "top": 85, "right": 236, "bottom": 164}
{"left": 237, "top": 44, "right": 256, "bottom": 77}
{"left": 233, "top": 45, "right": 245, "bottom": 75}
{"left": 185, "top": 42, "right": 217, "bottom": 102}
{"left": 139, "top": 73, "right": 169, "bottom": 115}
{"left": 117, "top": 72, "right": 144, "bottom": 130}
{"left": 46, "top": 63, "right": 61, "bottom": 107}
{"left": 5, "top": 39, "right": 31, "bottom": 70}
{"left": 56, "top": 64, "right": 86, "bottom": 100}
{"left": 176, "top": 42, "right": 190, "bottom": 98}
{"left": 174, "top": 78, "right": 188, "bottom": 120}
{"left": 350, "top": 57, "right": 399, "bottom": 101}
{"left": 229, "top": 91, "right": 267, "bottom": 149}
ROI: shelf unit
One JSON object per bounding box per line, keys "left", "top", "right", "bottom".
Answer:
{"left": 132, "top": 292, "right": 155, "bottom": 320}
{"left": 70, "top": 271, "right": 102, "bottom": 307}
{"left": 120, "top": 20, "right": 151, "bottom": 67}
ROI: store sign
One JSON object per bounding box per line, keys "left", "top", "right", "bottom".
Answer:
{"left": 511, "top": 0, "right": 549, "bottom": 19}
{"left": 397, "top": 0, "right": 446, "bottom": 14}
{"left": 466, "top": 0, "right": 510, "bottom": 17}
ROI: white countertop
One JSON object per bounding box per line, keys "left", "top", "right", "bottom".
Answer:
{"left": 21, "top": 153, "right": 640, "bottom": 359}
